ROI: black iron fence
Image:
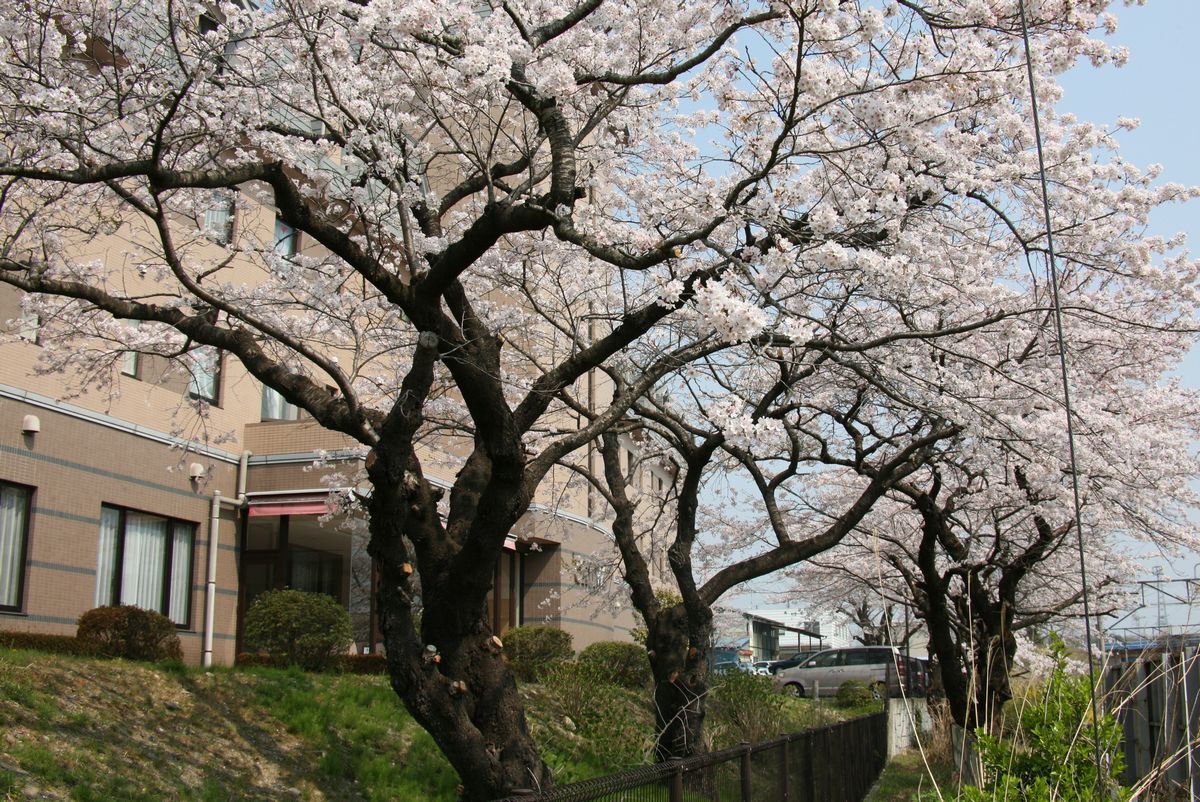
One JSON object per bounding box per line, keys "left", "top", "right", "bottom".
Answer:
{"left": 492, "top": 711, "right": 888, "bottom": 802}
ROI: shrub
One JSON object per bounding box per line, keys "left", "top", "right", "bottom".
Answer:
{"left": 502, "top": 625, "right": 573, "bottom": 683}
{"left": 236, "top": 652, "right": 275, "bottom": 668}
{"left": 577, "top": 641, "right": 652, "bottom": 689}
{"left": 341, "top": 653, "right": 388, "bottom": 675}
{"left": 707, "top": 668, "right": 788, "bottom": 748}
{"left": 243, "top": 589, "right": 353, "bottom": 672}
{"left": 835, "top": 679, "right": 875, "bottom": 708}
{"left": 76, "top": 605, "right": 183, "bottom": 662}
{"left": 0, "top": 632, "right": 99, "bottom": 657}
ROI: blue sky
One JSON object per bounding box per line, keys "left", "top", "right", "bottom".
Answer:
{"left": 1057, "top": 0, "right": 1200, "bottom": 627}
{"left": 1058, "top": 1, "right": 1200, "bottom": 247}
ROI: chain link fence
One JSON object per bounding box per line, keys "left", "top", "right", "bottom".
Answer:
{"left": 491, "top": 711, "right": 887, "bottom": 802}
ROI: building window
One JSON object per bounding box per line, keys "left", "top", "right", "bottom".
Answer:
{"left": 0, "top": 481, "right": 32, "bottom": 612}
{"left": 121, "top": 350, "right": 140, "bottom": 378}
{"left": 188, "top": 347, "right": 222, "bottom": 404}
{"left": 95, "top": 506, "right": 195, "bottom": 627}
{"left": 18, "top": 311, "right": 39, "bottom": 344}
{"left": 273, "top": 217, "right": 298, "bottom": 257}
{"left": 120, "top": 320, "right": 140, "bottom": 378}
{"left": 203, "top": 192, "right": 235, "bottom": 244}
{"left": 289, "top": 548, "right": 341, "bottom": 599}
{"left": 261, "top": 386, "right": 300, "bottom": 421}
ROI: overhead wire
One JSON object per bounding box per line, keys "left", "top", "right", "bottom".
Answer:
{"left": 1015, "top": 0, "right": 1106, "bottom": 785}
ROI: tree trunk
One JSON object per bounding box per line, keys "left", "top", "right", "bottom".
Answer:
{"left": 366, "top": 436, "right": 549, "bottom": 801}
{"left": 382, "top": 594, "right": 550, "bottom": 801}
{"left": 967, "top": 601, "right": 1017, "bottom": 734}
{"left": 647, "top": 604, "right": 713, "bottom": 761}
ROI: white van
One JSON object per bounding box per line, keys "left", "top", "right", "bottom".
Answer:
{"left": 773, "top": 646, "right": 914, "bottom": 699}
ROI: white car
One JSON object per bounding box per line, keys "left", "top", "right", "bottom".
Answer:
{"left": 773, "top": 646, "right": 910, "bottom": 699}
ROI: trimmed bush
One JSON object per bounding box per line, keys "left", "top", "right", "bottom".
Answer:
{"left": 341, "top": 653, "right": 388, "bottom": 675}
{"left": 243, "top": 589, "right": 353, "bottom": 672}
{"left": 835, "top": 679, "right": 875, "bottom": 708}
{"left": 76, "top": 605, "right": 183, "bottom": 662}
{"left": 0, "top": 631, "right": 99, "bottom": 656}
{"left": 502, "top": 625, "right": 573, "bottom": 683}
{"left": 577, "top": 641, "right": 652, "bottom": 689}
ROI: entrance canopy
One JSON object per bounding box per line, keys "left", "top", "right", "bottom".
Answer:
{"left": 247, "top": 493, "right": 330, "bottom": 517}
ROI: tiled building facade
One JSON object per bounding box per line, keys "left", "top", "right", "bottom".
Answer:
{"left": 0, "top": 241, "right": 639, "bottom": 663}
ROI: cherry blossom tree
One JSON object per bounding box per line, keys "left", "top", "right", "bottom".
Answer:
{"left": 839, "top": 596, "right": 917, "bottom": 647}
{"left": 0, "top": 0, "right": 1196, "bottom": 796}
{"left": 581, "top": 374, "right": 952, "bottom": 759}
{"left": 788, "top": 293, "right": 1200, "bottom": 732}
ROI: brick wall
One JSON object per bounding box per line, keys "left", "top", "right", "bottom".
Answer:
{"left": 0, "top": 399, "right": 242, "bottom": 665}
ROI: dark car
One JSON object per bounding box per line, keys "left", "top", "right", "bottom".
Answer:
{"left": 904, "top": 656, "right": 930, "bottom": 697}
{"left": 767, "top": 651, "right": 817, "bottom": 675}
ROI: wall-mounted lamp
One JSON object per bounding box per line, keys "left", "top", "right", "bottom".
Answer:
{"left": 188, "top": 462, "right": 209, "bottom": 491}
{"left": 187, "top": 462, "right": 208, "bottom": 491}
{"left": 21, "top": 414, "right": 40, "bottom": 435}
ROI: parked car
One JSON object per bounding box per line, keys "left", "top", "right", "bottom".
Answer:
{"left": 905, "top": 656, "right": 929, "bottom": 698}
{"left": 773, "top": 646, "right": 923, "bottom": 699}
{"left": 767, "top": 651, "right": 817, "bottom": 675}
{"left": 712, "top": 660, "right": 756, "bottom": 675}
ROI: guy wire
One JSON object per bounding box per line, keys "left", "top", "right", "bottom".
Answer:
{"left": 1015, "top": 0, "right": 1105, "bottom": 783}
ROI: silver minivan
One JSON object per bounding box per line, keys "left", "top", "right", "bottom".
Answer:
{"left": 773, "top": 646, "right": 907, "bottom": 699}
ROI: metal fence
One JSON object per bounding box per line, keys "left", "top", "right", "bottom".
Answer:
{"left": 1105, "top": 645, "right": 1200, "bottom": 800}
{"left": 491, "top": 712, "right": 888, "bottom": 802}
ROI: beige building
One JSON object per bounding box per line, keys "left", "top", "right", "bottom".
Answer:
{"left": 0, "top": 197, "right": 640, "bottom": 664}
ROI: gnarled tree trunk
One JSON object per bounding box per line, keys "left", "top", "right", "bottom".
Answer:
{"left": 362, "top": 340, "right": 550, "bottom": 801}
{"left": 646, "top": 604, "right": 714, "bottom": 761}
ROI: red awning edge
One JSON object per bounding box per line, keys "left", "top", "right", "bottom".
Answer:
{"left": 248, "top": 501, "right": 330, "bottom": 517}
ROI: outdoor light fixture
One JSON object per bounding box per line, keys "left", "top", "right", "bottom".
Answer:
{"left": 21, "top": 414, "right": 40, "bottom": 435}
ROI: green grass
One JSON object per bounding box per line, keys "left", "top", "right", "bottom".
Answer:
{"left": 236, "top": 666, "right": 458, "bottom": 802}
{"left": 865, "top": 748, "right": 958, "bottom": 802}
{"left": 0, "top": 646, "right": 874, "bottom": 801}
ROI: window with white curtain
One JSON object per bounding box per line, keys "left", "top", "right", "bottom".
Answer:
{"left": 261, "top": 386, "right": 300, "bottom": 421}
{"left": 203, "top": 191, "right": 235, "bottom": 244}
{"left": 0, "top": 481, "right": 32, "bottom": 612}
{"left": 273, "top": 216, "right": 298, "bottom": 257}
{"left": 95, "top": 505, "right": 195, "bottom": 626}
{"left": 188, "top": 347, "right": 222, "bottom": 404}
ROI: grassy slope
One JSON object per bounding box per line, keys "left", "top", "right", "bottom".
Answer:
{"left": 0, "top": 649, "right": 864, "bottom": 801}
{"left": 0, "top": 649, "right": 427, "bottom": 801}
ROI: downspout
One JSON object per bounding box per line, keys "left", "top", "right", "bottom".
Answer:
{"left": 202, "top": 449, "right": 251, "bottom": 668}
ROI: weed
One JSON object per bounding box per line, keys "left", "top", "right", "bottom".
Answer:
{"left": 1, "top": 644, "right": 871, "bottom": 802}
{"left": 706, "top": 670, "right": 789, "bottom": 748}
{"left": 539, "top": 661, "right": 655, "bottom": 773}
{"left": 0, "top": 768, "right": 21, "bottom": 796}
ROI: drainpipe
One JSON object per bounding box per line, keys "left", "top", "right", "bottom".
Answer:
{"left": 202, "top": 450, "right": 251, "bottom": 668}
